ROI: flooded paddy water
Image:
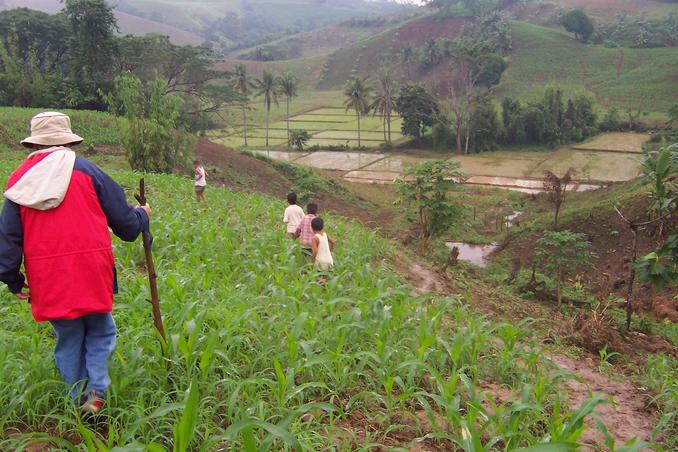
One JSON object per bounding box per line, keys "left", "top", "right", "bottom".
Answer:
{"left": 245, "top": 132, "right": 646, "bottom": 191}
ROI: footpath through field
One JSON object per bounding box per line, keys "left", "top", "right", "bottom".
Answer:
{"left": 247, "top": 132, "right": 649, "bottom": 192}
{"left": 395, "top": 254, "right": 659, "bottom": 448}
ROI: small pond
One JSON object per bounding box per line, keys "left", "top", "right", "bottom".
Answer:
{"left": 445, "top": 242, "right": 499, "bottom": 268}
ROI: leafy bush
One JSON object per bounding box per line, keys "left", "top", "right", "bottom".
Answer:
{"left": 289, "top": 129, "right": 310, "bottom": 151}
{"left": 122, "top": 119, "right": 192, "bottom": 174}
{"left": 396, "top": 160, "right": 464, "bottom": 248}
{"left": 535, "top": 230, "right": 596, "bottom": 306}
{"left": 105, "top": 74, "right": 193, "bottom": 173}
{"left": 599, "top": 108, "right": 622, "bottom": 131}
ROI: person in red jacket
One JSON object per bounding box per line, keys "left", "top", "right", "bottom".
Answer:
{"left": 0, "top": 112, "right": 151, "bottom": 413}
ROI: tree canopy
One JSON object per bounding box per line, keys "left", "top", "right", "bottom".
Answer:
{"left": 561, "top": 9, "right": 594, "bottom": 42}
{"left": 395, "top": 84, "right": 439, "bottom": 140}
{"left": 0, "top": 3, "right": 232, "bottom": 129}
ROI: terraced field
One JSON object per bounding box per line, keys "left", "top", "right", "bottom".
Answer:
{"left": 209, "top": 107, "right": 404, "bottom": 149}
{"left": 249, "top": 132, "right": 647, "bottom": 190}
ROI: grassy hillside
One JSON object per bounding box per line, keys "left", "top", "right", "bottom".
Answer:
{"left": 549, "top": 0, "right": 677, "bottom": 20}
{"left": 0, "top": 151, "right": 656, "bottom": 449}
{"left": 230, "top": 23, "right": 391, "bottom": 60}
{"left": 312, "top": 15, "right": 678, "bottom": 115}
{"left": 499, "top": 21, "right": 678, "bottom": 114}
{"left": 509, "top": 0, "right": 678, "bottom": 24}
{"left": 317, "top": 15, "right": 467, "bottom": 89}
{"left": 0, "top": 108, "right": 125, "bottom": 151}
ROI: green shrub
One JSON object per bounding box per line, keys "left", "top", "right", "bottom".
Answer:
{"left": 289, "top": 129, "right": 310, "bottom": 151}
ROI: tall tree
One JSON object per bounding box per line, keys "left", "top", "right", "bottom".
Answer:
{"left": 343, "top": 76, "right": 373, "bottom": 147}
{"left": 254, "top": 70, "right": 279, "bottom": 147}
{"left": 232, "top": 64, "right": 254, "bottom": 147}
{"left": 371, "top": 70, "right": 396, "bottom": 144}
{"left": 444, "top": 58, "right": 481, "bottom": 154}
{"left": 64, "top": 0, "right": 118, "bottom": 108}
{"left": 395, "top": 83, "right": 439, "bottom": 140}
{"left": 278, "top": 72, "right": 299, "bottom": 144}
{"left": 0, "top": 8, "right": 70, "bottom": 72}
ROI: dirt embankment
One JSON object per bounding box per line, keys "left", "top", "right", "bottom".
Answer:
{"left": 194, "top": 139, "right": 394, "bottom": 227}
{"left": 503, "top": 198, "right": 678, "bottom": 324}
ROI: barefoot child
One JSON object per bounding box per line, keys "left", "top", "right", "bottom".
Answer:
{"left": 194, "top": 160, "right": 207, "bottom": 203}
{"left": 294, "top": 203, "right": 317, "bottom": 256}
{"left": 283, "top": 192, "right": 304, "bottom": 239}
{"left": 311, "top": 217, "right": 334, "bottom": 271}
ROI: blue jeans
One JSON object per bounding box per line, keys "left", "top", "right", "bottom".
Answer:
{"left": 50, "top": 313, "right": 116, "bottom": 399}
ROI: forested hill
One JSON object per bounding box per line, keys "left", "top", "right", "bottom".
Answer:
{"left": 1, "top": 0, "right": 409, "bottom": 48}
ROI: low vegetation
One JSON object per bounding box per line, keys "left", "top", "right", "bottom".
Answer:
{"left": 0, "top": 156, "right": 647, "bottom": 450}
{"left": 0, "top": 0, "right": 677, "bottom": 448}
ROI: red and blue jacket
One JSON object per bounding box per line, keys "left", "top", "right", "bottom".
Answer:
{"left": 0, "top": 147, "right": 148, "bottom": 322}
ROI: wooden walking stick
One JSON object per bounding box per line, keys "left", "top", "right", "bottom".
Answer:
{"left": 134, "top": 178, "right": 166, "bottom": 343}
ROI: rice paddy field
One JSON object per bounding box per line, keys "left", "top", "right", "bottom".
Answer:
{"left": 248, "top": 132, "right": 645, "bottom": 186}
{"left": 209, "top": 107, "right": 405, "bottom": 149}
{"left": 0, "top": 152, "right": 657, "bottom": 450}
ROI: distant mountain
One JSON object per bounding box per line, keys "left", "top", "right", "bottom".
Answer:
{"left": 0, "top": 0, "right": 410, "bottom": 48}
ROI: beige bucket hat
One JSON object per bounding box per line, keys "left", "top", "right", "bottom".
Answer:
{"left": 21, "top": 112, "right": 83, "bottom": 148}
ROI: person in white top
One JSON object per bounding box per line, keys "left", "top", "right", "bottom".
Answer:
{"left": 283, "top": 192, "right": 305, "bottom": 238}
{"left": 193, "top": 160, "right": 207, "bottom": 203}
{"left": 311, "top": 216, "right": 334, "bottom": 273}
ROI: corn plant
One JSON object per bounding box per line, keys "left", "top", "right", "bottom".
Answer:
{"left": 0, "top": 157, "right": 660, "bottom": 450}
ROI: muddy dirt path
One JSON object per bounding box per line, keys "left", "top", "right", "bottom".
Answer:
{"left": 394, "top": 255, "right": 658, "bottom": 448}
{"left": 551, "top": 354, "right": 656, "bottom": 447}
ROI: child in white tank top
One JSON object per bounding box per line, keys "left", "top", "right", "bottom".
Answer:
{"left": 311, "top": 216, "right": 334, "bottom": 271}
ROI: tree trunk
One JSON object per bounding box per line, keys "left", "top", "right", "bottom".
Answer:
{"left": 625, "top": 225, "right": 638, "bottom": 330}
{"left": 383, "top": 114, "right": 387, "bottom": 144}
{"left": 387, "top": 110, "right": 392, "bottom": 143}
{"left": 464, "top": 122, "right": 470, "bottom": 154}
{"left": 286, "top": 96, "right": 290, "bottom": 144}
{"left": 357, "top": 112, "right": 361, "bottom": 147}
{"left": 556, "top": 276, "right": 562, "bottom": 307}
{"left": 243, "top": 104, "right": 248, "bottom": 147}
{"left": 455, "top": 114, "right": 463, "bottom": 154}
{"left": 554, "top": 205, "right": 560, "bottom": 230}
{"left": 266, "top": 106, "right": 270, "bottom": 147}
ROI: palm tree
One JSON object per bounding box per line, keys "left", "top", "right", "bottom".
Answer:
{"left": 370, "top": 70, "right": 396, "bottom": 144}
{"left": 343, "top": 76, "right": 372, "bottom": 147}
{"left": 254, "top": 70, "right": 279, "bottom": 147}
{"left": 232, "top": 64, "right": 254, "bottom": 146}
{"left": 278, "top": 72, "right": 299, "bottom": 144}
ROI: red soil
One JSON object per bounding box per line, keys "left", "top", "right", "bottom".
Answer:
{"left": 503, "top": 197, "right": 678, "bottom": 325}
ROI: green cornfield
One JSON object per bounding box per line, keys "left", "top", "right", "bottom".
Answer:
{"left": 0, "top": 156, "right": 651, "bottom": 450}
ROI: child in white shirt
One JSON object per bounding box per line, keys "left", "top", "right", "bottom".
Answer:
{"left": 283, "top": 192, "right": 304, "bottom": 238}
{"left": 311, "top": 216, "right": 334, "bottom": 271}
